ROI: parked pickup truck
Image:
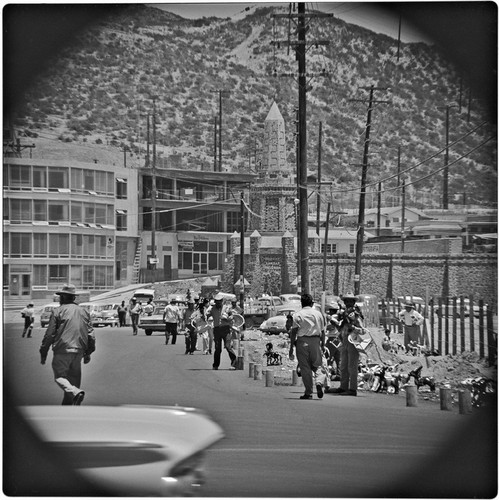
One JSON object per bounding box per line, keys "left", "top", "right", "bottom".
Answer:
{"left": 243, "top": 296, "right": 285, "bottom": 329}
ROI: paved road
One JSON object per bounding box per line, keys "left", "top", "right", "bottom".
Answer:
{"left": 4, "top": 321, "right": 497, "bottom": 498}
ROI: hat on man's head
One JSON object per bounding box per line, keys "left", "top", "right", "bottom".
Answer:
{"left": 28, "top": 302, "right": 34, "bottom": 306}
{"left": 404, "top": 301, "right": 415, "bottom": 309}
{"left": 55, "top": 283, "right": 77, "bottom": 296}
{"left": 213, "top": 293, "right": 224, "bottom": 301}
{"left": 342, "top": 292, "right": 357, "bottom": 302}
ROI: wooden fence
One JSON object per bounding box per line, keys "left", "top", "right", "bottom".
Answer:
{"left": 379, "top": 296, "right": 497, "bottom": 366}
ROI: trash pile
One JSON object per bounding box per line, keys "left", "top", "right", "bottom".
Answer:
{"left": 241, "top": 326, "right": 497, "bottom": 406}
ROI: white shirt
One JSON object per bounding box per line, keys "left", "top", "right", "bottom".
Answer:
{"left": 292, "top": 306, "right": 325, "bottom": 337}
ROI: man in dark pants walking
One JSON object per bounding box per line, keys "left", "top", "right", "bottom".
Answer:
{"left": 288, "top": 294, "right": 326, "bottom": 399}
{"left": 39, "top": 284, "right": 95, "bottom": 405}
{"left": 207, "top": 294, "right": 237, "bottom": 370}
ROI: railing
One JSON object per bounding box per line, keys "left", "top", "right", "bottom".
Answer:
{"left": 379, "top": 296, "right": 497, "bottom": 365}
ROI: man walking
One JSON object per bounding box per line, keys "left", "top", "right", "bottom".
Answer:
{"left": 207, "top": 294, "right": 237, "bottom": 370}
{"left": 289, "top": 294, "right": 326, "bottom": 399}
{"left": 39, "top": 284, "right": 95, "bottom": 405}
{"left": 398, "top": 301, "right": 424, "bottom": 352}
{"left": 21, "top": 302, "right": 35, "bottom": 338}
{"left": 130, "top": 298, "right": 142, "bottom": 335}
{"left": 163, "top": 299, "right": 180, "bottom": 345}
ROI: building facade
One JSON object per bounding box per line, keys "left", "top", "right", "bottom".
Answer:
{"left": 3, "top": 158, "right": 138, "bottom": 299}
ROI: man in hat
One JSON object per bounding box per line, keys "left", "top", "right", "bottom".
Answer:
{"left": 21, "top": 302, "right": 35, "bottom": 338}
{"left": 398, "top": 301, "right": 424, "bottom": 352}
{"left": 163, "top": 298, "right": 180, "bottom": 345}
{"left": 330, "top": 292, "right": 365, "bottom": 396}
{"left": 207, "top": 293, "right": 237, "bottom": 370}
{"left": 129, "top": 298, "right": 143, "bottom": 335}
{"left": 183, "top": 298, "right": 197, "bottom": 354}
{"left": 39, "top": 284, "right": 95, "bottom": 405}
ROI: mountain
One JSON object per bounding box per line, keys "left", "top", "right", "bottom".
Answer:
{"left": 5, "top": 4, "right": 497, "bottom": 209}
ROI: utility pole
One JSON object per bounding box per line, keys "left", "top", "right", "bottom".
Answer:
{"left": 377, "top": 182, "right": 382, "bottom": 237}
{"left": 212, "top": 90, "right": 230, "bottom": 172}
{"left": 316, "top": 121, "right": 322, "bottom": 236}
{"left": 213, "top": 116, "right": 218, "bottom": 171}
{"left": 272, "top": 4, "right": 333, "bottom": 295}
{"left": 401, "top": 179, "right": 406, "bottom": 253}
{"left": 350, "top": 85, "right": 389, "bottom": 295}
{"left": 438, "top": 103, "right": 458, "bottom": 209}
{"left": 150, "top": 97, "right": 158, "bottom": 273}
{"left": 322, "top": 202, "right": 331, "bottom": 292}
{"left": 146, "top": 114, "right": 150, "bottom": 168}
{"left": 239, "top": 191, "right": 245, "bottom": 309}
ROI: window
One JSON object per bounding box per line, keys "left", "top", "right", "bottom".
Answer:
{"left": 96, "top": 236, "right": 107, "bottom": 258}
{"left": 71, "top": 234, "right": 83, "bottom": 258}
{"left": 10, "top": 233, "right": 31, "bottom": 257}
{"left": 84, "top": 170, "right": 94, "bottom": 191}
{"left": 33, "top": 265, "right": 47, "bottom": 286}
{"left": 33, "top": 166, "right": 47, "bottom": 189}
{"left": 116, "top": 210, "right": 127, "bottom": 231}
{"left": 48, "top": 167, "right": 68, "bottom": 190}
{"left": 3, "top": 232, "right": 9, "bottom": 257}
{"left": 34, "top": 200, "right": 47, "bottom": 221}
{"left": 70, "top": 265, "right": 82, "bottom": 287}
{"left": 349, "top": 244, "right": 355, "bottom": 254}
{"left": 10, "top": 199, "right": 32, "bottom": 223}
{"left": 227, "top": 211, "right": 239, "bottom": 233}
{"left": 116, "top": 178, "right": 128, "bottom": 199}
{"left": 9, "top": 165, "right": 30, "bottom": 190}
{"left": 84, "top": 203, "right": 95, "bottom": 224}
{"left": 71, "top": 168, "right": 83, "bottom": 192}
{"left": 49, "top": 234, "right": 69, "bottom": 258}
{"left": 49, "top": 265, "right": 68, "bottom": 284}
{"left": 71, "top": 202, "right": 82, "bottom": 223}
{"left": 33, "top": 233, "right": 47, "bottom": 257}
{"left": 3, "top": 198, "right": 9, "bottom": 221}
{"left": 83, "top": 265, "right": 94, "bottom": 287}
{"left": 96, "top": 171, "right": 108, "bottom": 195}
{"left": 48, "top": 200, "right": 69, "bottom": 223}
{"left": 95, "top": 265, "right": 106, "bottom": 287}
{"left": 95, "top": 205, "right": 107, "bottom": 225}
{"left": 83, "top": 235, "right": 94, "bottom": 257}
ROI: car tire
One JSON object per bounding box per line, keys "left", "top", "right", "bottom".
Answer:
{"left": 145, "top": 329, "right": 152, "bottom": 336}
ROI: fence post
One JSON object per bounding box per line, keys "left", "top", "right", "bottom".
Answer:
{"left": 458, "top": 389, "right": 472, "bottom": 414}
{"left": 253, "top": 364, "right": 262, "bottom": 380}
{"left": 439, "top": 387, "right": 452, "bottom": 411}
{"left": 478, "top": 299, "right": 485, "bottom": 359}
{"left": 292, "top": 369, "right": 298, "bottom": 386}
{"left": 487, "top": 308, "right": 496, "bottom": 367}
{"left": 265, "top": 368, "right": 274, "bottom": 387}
{"left": 248, "top": 362, "right": 254, "bottom": 378}
{"left": 406, "top": 385, "right": 418, "bottom": 407}
{"left": 469, "top": 294, "right": 475, "bottom": 352}
{"left": 437, "top": 297, "right": 443, "bottom": 354}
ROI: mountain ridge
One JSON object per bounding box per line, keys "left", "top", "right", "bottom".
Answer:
{"left": 7, "top": 4, "right": 497, "bottom": 209}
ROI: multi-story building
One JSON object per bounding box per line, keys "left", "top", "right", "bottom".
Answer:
{"left": 3, "top": 157, "right": 138, "bottom": 300}
{"left": 138, "top": 167, "right": 255, "bottom": 282}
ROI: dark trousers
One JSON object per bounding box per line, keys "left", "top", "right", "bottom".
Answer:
{"left": 22, "top": 317, "right": 34, "bottom": 337}
{"left": 118, "top": 312, "right": 127, "bottom": 327}
{"left": 339, "top": 340, "right": 360, "bottom": 391}
{"left": 213, "top": 325, "right": 236, "bottom": 368}
{"left": 185, "top": 325, "right": 197, "bottom": 353}
{"left": 131, "top": 313, "right": 140, "bottom": 334}
{"left": 165, "top": 322, "right": 178, "bottom": 344}
{"left": 325, "top": 338, "right": 341, "bottom": 378}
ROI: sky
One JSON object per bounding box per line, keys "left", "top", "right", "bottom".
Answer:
{"left": 148, "top": 1, "right": 432, "bottom": 43}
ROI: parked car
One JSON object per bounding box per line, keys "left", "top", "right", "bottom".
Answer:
{"left": 138, "top": 306, "right": 167, "bottom": 336}
{"left": 259, "top": 308, "right": 296, "bottom": 334}
{"left": 39, "top": 303, "right": 60, "bottom": 328}
{"left": 18, "top": 404, "right": 224, "bottom": 497}
{"left": 244, "top": 296, "right": 284, "bottom": 329}
{"left": 91, "top": 303, "right": 120, "bottom": 328}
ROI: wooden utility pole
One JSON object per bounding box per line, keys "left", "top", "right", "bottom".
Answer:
{"left": 213, "top": 116, "right": 218, "bottom": 171}
{"left": 272, "top": 4, "right": 333, "bottom": 295}
{"left": 377, "top": 182, "right": 382, "bottom": 237}
{"left": 212, "top": 90, "right": 230, "bottom": 172}
{"left": 401, "top": 180, "right": 406, "bottom": 253}
{"left": 239, "top": 191, "right": 245, "bottom": 309}
{"left": 322, "top": 202, "right": 331, "bottom": 291}
{"left": 150, "top": 97, "right": 158, "bottom": 272}
{"left": 316, "top": 121, "right": 322, "bottom": 235}
{"left": 351, "top": 85, "right": 389, "bottom": 295}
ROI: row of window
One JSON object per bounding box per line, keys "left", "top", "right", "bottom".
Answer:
{"left": 178, "top": 241, "right": 225, "bottom": 274}
{"left": 31, "top": 264, "right": 114, "bottom": 289}
{"left": 3, "top": 164, "right": 128, "bottom": 198}
{"left": 4, "top": 198, "right": 128, "bottom": 230}
{"left": 4, "top": 232, "right": 114, "bottom": 259}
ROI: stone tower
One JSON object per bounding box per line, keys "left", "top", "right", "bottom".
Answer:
{"left": 249, "top": 102, "right": 297, "bottom": 233}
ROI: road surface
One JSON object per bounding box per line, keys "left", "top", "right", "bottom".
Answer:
{"left": 3, "top": 321, "right": 497, "bottom": 497}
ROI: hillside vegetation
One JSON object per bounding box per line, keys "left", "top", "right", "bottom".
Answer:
{"left": 10, "top": 4, "right": 497, "bottom": 209}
